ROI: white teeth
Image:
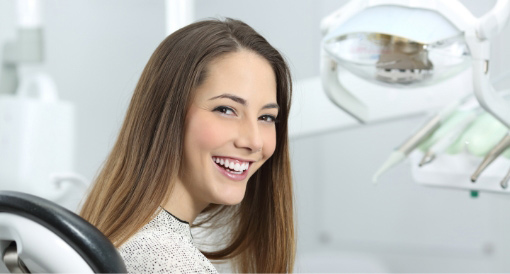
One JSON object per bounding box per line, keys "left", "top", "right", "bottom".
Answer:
{"left": 213, "top": 157, "right": 250, "bottom": 172}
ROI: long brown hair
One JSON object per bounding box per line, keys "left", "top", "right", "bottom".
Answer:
{"left": 80, "top": 18, "right": 294, "bottom": 273}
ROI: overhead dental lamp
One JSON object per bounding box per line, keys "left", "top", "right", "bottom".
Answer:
{"left": 321, "top": 0, "right": 510, "bottom": 129}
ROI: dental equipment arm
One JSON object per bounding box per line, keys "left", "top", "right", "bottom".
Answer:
{"left": 478, "top": 0, "right": 510, "bottom": 40}
{"left": 466, "top": 0, "right": 510, "bottom": 129}
{"left": 471, "top": 133, "right": 510, "bottom": 182}
{"left": 321, "top": 56, "right": 367, "bottom": 123}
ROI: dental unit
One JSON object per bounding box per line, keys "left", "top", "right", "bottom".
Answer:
{"left": 322, "top": 0, "right": 510, "bottom": 192}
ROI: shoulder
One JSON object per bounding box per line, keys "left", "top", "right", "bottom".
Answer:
{"left": 118, "top": 218, "right": 217, "bottom": 273}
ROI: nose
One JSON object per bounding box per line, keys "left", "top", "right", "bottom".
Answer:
{"left": 234, "top": 119, "right": 263, "bottom": 153}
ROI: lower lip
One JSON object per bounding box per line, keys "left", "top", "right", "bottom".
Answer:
{"left": 213, "top": 160, "right": 249, "bottom": 181}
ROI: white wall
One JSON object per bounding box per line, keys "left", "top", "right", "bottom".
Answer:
{"left": 33, "top": 1, "right": 165, "bottom": 181}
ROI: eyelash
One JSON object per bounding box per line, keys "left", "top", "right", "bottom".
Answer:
{"left": 213, "top": 106, "right": 278, "bottom": 124}
{"left": 214, "top": 106, "right": 236, "bottom": 116}
{"left": 260, "top": 115, "right": 278, "bottom": 123}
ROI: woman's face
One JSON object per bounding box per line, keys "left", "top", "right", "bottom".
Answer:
{"left": 179, "top": 50, "right": 278, "bottom": 207}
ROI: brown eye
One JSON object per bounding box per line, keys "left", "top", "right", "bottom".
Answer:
{"left": 259, "top": 115, "right": 277, "bottom": 123}
{"left": 213, "top": 106, "right": 236, "bottom": 116}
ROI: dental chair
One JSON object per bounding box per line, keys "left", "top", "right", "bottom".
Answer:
{"left": 0, "top": 191, "right": 126, "bottom": 273}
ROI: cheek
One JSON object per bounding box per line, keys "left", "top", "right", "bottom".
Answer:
{"left": 262, "top": 127, "right": 277, "bottom": 159}
{"left": 185, "top": 111, "right": 231, "bottom": 154}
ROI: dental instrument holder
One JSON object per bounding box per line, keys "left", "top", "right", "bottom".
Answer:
{"left": 409, "top": 1, "right": 510, "bottom": 194}
{"left": 0, "top": 73, "right": 86, "bottom": 203}
{"left": 410, "top": 143, "right": 510, "bottom": 193}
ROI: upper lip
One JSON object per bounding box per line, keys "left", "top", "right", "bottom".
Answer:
{"left": 212, "top": 156, "right": 257, "bottom": 163}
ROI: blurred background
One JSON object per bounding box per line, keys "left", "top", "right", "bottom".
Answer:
{"left": 1, "top": 0, "right": 510, "bottom": 272}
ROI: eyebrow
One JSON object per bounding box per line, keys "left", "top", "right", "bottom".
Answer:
{"left": 209, "top": 93, "right": 279, "bottom": 110}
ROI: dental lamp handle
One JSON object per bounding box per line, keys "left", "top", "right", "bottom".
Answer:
{"left": 321, "top": 52, "right": 368, "bottom": 123}
{"left": 465, "top": 0, "right": 510, "bottom": 129}
{"left": 465, "top": 35, "right": 510, "bottom": 129}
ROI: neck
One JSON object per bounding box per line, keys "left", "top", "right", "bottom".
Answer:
{"left": 161, "top": 179, "right": 209, "bottom": 223}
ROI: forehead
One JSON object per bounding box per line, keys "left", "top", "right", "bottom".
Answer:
{"left": 193, "top": 50, "right": 277, "bottom": 103}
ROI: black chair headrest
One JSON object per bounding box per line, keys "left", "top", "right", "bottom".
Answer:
{"left": 0, "top": 191, "right": 126, "bottom": 273}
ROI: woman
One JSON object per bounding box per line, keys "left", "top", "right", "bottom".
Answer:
{"left": 80, "top": 18, "right": 294, "bottom": 273}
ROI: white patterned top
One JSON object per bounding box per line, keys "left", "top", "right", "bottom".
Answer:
{"left": 118, "top": 208, "right": 218, "bottom": 273}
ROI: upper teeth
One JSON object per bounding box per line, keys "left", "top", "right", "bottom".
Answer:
{"left": 213, "top": 157, "right": 250, "bottom": 172}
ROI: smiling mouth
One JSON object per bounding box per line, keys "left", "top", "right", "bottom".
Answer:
{"left": 212, "top": 156, "right": 251, "bottom": 175}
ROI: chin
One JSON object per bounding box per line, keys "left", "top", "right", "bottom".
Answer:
{"left": 212, "top": 184, "right": 247, "bottom": 206}
{"left": 215, "top": 192, "right": 245, "bottom": 206}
